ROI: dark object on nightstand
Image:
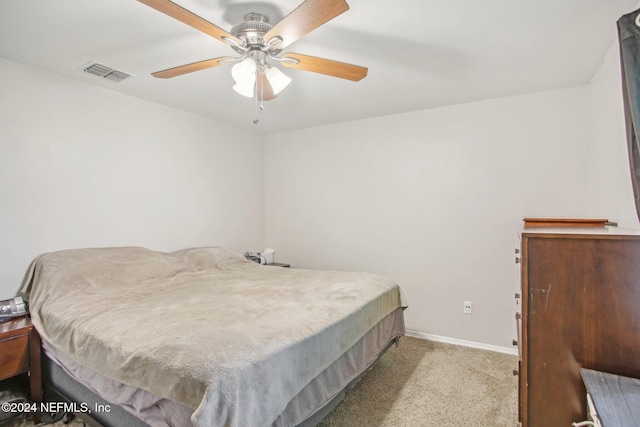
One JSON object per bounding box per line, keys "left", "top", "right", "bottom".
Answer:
{"left": 244, "top": 252, "right": 262, "bottom": 263}
{"left": 0, "top": 317, "right": 42, "bottom": 423}
{"left": 267, "top": 263, "right": 290, "bottom": 268}
{"left": 0, "top": 297, "right": 28, "bottom": 323}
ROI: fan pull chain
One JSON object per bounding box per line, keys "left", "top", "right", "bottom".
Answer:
{"left": 252, "top": 72, "right": 265, "bottom": 125}
{"left": 253, "top": 91, "right": 260, "bottom": 125}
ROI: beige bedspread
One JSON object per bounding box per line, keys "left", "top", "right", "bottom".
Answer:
{"left": 20, "top": 247, "right": 406, "bottom": 427}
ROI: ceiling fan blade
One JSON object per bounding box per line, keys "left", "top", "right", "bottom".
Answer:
{"left": 281, "top": 53, "right": 367, "bottom": 81}
{"left": 256, "top": 74, "right": 278, "bottom": 101}
{"left": 152, "top": 57, "right": 233, "bottom": 79}
{"left": 263, "top": 0, "right": 349, "bottom": 49}
{"left": 137, "top": 0, "right": 243, "bottom": 46}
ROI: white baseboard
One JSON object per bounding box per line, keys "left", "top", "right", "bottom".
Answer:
{"left": 405, "top": 329, "right": 518, "bottom": 355}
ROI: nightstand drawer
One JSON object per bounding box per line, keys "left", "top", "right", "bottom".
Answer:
{"left": 0, "top": 333, "right": 29, "bottom": 380}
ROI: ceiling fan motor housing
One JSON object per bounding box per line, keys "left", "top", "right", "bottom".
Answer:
{"left": 230, "top": 13, "right": 277, "bottom": 54}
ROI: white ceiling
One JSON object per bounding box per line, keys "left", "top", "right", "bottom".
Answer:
{"left": 0, "top": 0, "right": 637, "bottom": 134}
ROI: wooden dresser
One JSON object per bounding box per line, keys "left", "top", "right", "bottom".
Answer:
{"left": 517, "top": 226, "right": 640, "bottom": 427}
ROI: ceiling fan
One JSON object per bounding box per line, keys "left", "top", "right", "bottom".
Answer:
{"left": 137, "top": 0, "right": 368, "bottom": 104}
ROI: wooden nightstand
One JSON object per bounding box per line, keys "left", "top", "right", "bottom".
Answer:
{"left": 0, "top": 317, "right": 42, "bottom": 421}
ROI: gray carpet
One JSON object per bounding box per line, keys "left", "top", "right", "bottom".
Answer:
{"left": 318, "top": 336, "right": 518, "bottom": 426}
{"left": 4, "top": 336, "right": 518, "bottom": 427}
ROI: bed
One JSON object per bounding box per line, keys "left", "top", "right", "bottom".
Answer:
{"left": 19, "top": 246, "right": 406, "bottom": 427}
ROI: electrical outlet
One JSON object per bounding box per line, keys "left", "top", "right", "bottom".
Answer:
{"left": 464, "top": 301, "right": 472, "bottom": 314}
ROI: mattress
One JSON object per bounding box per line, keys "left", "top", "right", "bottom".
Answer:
{"left": 21, "top": 246, "right": 407, "bottom": 427}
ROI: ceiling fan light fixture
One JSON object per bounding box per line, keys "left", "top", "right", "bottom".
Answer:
{"left": 232, "top": 58, "right": 258, "bottom": 97}
{"left": 265, "top": 66, "right": 291, "bottom": 95}
{"left": 231, "top": 58, "right": 256, "bottom": 83}
{"left": 233, "top": 81, "right": 256, "bottom": 98}
{"left": 231, "top": 56, "right": 291, "bottom": 98}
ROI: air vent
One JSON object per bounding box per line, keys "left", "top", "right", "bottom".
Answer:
{"left": 82, "top": 62, "right": 133, "bottom": 82}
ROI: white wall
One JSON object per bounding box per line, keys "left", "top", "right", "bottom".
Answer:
{"left": 264, "top": 87, "right": 591, "bottom": 348}
{"left": 0, "top": 58, "right": 265, "bottom": 298}
{"left": 587, "top": 37, "right": 640, "bottom": 229}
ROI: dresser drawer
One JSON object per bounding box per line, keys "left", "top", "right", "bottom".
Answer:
{"left": 0, "top": 333, "right": 29, "bottom": 380}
